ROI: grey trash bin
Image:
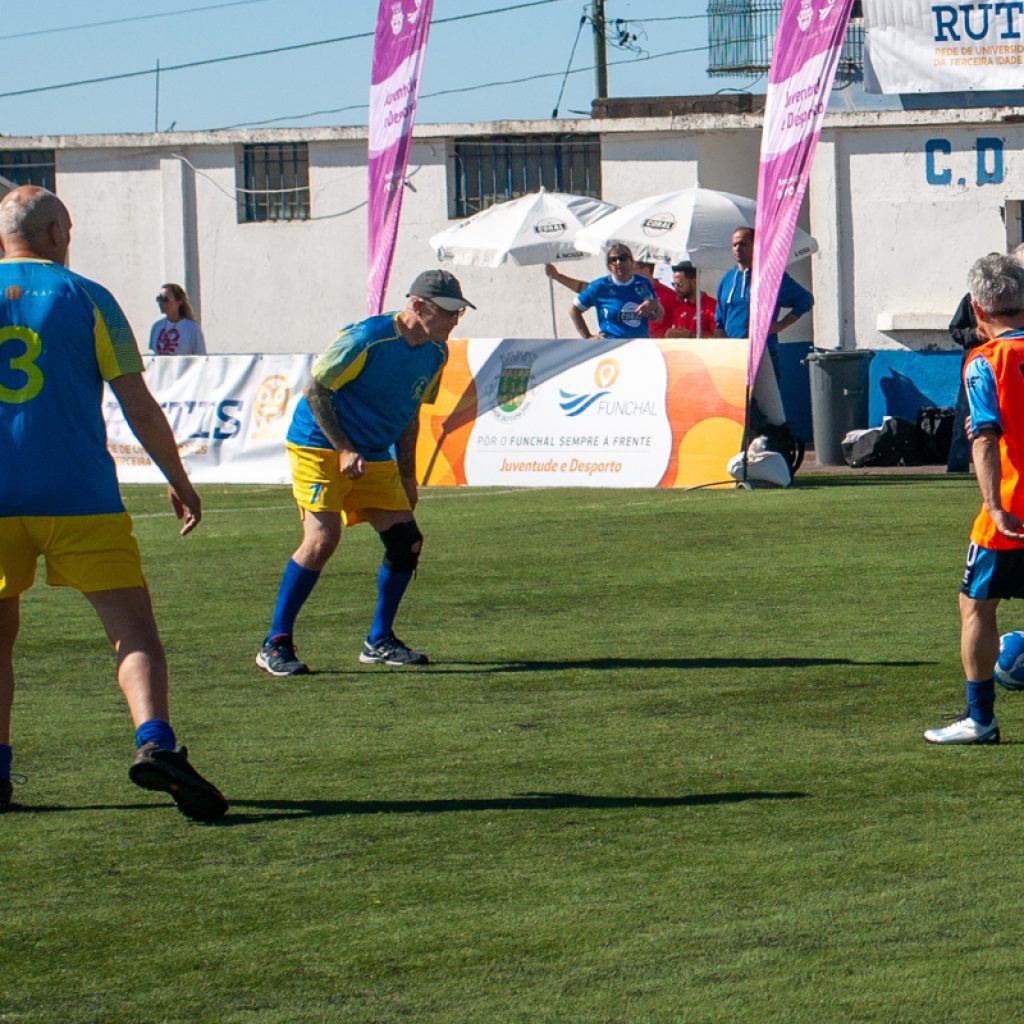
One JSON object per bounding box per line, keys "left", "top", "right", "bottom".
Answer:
{"left": 804, "top": 349, "right": 875, "bottom": 466}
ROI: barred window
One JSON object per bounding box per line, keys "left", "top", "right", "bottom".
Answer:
{"left": 0, "top": 150, "right": 56, "bottom": 191}
{"left": 238, "top": 143, "right": 310, "bottom": 223}
{"left": 450, "top": 135, "right": 602, "bottom": 218}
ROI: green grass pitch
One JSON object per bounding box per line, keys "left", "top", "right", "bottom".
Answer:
{"left": 3, "top": 476, "right": 1022, "bottom": 1023}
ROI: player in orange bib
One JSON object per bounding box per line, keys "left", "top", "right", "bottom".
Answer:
{"left": 925, "top": 253, "right": 1024, "bottom": 745}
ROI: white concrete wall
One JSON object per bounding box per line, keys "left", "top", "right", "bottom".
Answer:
{"left": 58, "top": 147, "right": 165, "bottom": 346}
{"left": 188, "top": 138, "right": 373, "bottom": 353}
{"left": 600, "top": 131, "right": 700, "bottom": 201}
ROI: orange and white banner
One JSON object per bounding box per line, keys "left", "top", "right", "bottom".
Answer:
{"left": 417, "top": 337, "right": 750, "bottom": 489}
{"left": 105, "top": 340, "right": 752, "bottom": 488}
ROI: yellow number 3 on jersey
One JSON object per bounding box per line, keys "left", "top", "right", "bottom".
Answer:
{"left": 0, "top": 326, "right": 44, "bottom": 404}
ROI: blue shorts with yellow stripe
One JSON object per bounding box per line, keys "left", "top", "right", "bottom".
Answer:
{"left": 0, "top": 513, "right": 146, "bottom": 598}
{"left": 287, "top": 444, "right": 410, "bottom": 527}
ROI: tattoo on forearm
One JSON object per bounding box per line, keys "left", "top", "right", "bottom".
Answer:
{"left": 395, "top": 418, "right": 418, "bottom": 477}
{"left": 306, "top": 381, "right": 357, "bottom": 454}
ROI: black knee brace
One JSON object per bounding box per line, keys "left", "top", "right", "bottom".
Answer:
{"left": 379, "top": 521, "right": 423, "bottom": 573}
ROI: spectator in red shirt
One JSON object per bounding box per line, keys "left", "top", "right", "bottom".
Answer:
{"left": 665, "top": 261, "right": 717, "bottom": 339}
{"left": 632, "top": 261, "right": 679, "bottom": 339}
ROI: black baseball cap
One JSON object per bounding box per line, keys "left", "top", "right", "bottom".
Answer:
{"left": 671, "top": 260, "right": 697, "bottom": 275}
{"left": 407, "top": 269, "right": 476, "bottom": 311}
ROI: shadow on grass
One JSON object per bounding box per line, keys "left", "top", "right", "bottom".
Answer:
{"left": 7, "top": 789, "right": 808, "bottom": 823}
{"left": 217, "top": 789, "right": 808, "bottom": 824}
{"left": 794, "top": 473, "right": 957, "bottom": 488}
{"left": 418, "top": 656, "right": 929, "bottom": 674}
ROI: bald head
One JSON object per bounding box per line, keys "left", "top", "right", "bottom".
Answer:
{"left": 0, "top": 185, "right": 72, "bottom": 262}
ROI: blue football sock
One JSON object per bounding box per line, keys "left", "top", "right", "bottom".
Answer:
{"left": 367, "top": 565, "right": 413, "bottom": 644}
{"left": 268, "top": 559, "right": 321, "bottom": 640}
{"left": 0, "top": 743, "right": 11, "bottom": 780}
{"left": 134, "top": 719, "right": 176, "bottom": 750}
{"left": 966, "top": 678, "right": 996, "bottom": 726}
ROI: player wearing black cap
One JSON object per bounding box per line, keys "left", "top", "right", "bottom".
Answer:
{"left": 257, "top": 270, "right": 475, "bottom": 674}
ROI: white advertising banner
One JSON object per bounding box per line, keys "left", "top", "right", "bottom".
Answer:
{"left": 864, "top": 0, "right": 1024, "bottom": 93}
{"left": 416, "top": 338, "right": 754, "bottom": 490}
{"left": 105, "top": 354, "right": 313, "bottom": 484}
{"left": 106, "top": 342, "right": 755, "bottom": 490}
{"left": 462, "top": 339, "right": 673, "bottom": 487}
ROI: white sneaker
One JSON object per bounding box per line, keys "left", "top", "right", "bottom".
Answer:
{"left": 924, "top": 712, "right": 1000, "bottom": 745}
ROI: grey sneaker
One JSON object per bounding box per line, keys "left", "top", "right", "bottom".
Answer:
{"left": 256, "top": 636, "right": 309, "bottom": 677}
{"left": 924, "top": 712, "right": 1000, "bottom": 745}
{"left": 129, "top": 743, "right": 228, "bottom": 821}
{"left": 359, "top": 631, "right": 429, "bottom": 666}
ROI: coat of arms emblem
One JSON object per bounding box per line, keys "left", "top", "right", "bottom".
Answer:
{"left": 494, "top": 350, "right": 538, "bottom": 416}
{"left": 497, "top": 365, "right": 532, "bottom": 413}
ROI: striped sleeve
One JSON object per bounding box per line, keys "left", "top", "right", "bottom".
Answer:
{"left": 312, "top": 323, "right": 380, "bottom": 391}
{"left": 75, "top": 276, "right": 144, "bottom": 381}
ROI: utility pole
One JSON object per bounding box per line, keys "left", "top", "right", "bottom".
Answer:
{"left": 592, "top": 0, "right": 608, "bottom": 100}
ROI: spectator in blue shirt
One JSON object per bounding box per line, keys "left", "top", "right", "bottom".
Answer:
{"left": 714, "top": 227, "right": 814, "bottom": 375}
{"left": 568, "top": 244, "right": 663, "bottom": 340}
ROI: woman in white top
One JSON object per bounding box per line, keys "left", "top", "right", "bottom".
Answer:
{"left": 149, "top": 283, "right": 207, "bottom": 355}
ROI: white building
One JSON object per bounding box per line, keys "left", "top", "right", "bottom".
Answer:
{"left": 4, "top": 100, "right": 1022, "bottom": 427}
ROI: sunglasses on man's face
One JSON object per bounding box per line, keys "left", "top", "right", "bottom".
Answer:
{"left": 156, "top": 295, "right": 173, "bottom": 303}
{"left": 422, "top": 299, "right": 464, "bottom": 320}
{"left": 607, "top": 255, "right": 629, "bottom": 264}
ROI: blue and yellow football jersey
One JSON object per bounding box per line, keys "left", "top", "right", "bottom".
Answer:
{"left": 287, "top": 313, "right": 447, "bottom": 460}
{"left": 0, "top": 258, "right": 144, "bottom": 516}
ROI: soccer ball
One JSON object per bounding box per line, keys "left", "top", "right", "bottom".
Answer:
{"left": 995, "top": 631, "right": 1024, "bottom": 691}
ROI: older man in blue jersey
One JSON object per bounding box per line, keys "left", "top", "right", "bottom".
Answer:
{"left": 0, "top": 186, "right": 226, "bottom": 819}
{"left": 257, "top": 269, "right": 475, "bottom": 676}
{"left": 568, "top": 244, "right": 663, "bottom": 340}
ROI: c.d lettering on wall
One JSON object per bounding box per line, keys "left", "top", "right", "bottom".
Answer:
{"left": 925, "top": 137, "right": 1004, "bottom": 186}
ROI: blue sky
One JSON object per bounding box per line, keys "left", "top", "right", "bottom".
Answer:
{"left": 0, "top": 0, "right": 762, "bottom": 137}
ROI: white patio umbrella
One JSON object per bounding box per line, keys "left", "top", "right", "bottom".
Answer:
{"left": 429, "top": 189, "right": 617, "bottom": 337}
{"left": 574, "top": 186, "right": 817, "bottom": 339}
{"left": 573, "top": 186, "right": 817, "bottom": 270}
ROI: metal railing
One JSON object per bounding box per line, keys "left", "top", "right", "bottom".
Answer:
{"left": 707, "top": 1, "right": 864, "bottom": 84}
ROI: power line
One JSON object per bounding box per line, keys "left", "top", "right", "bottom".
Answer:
{"left": 0, "top": 0, "right": 564, "bottom": 102}
{"left": 217, "top": 38, "right": 753, "bottom": 131}
{"left": 627, "top": 14, "right": 709, "bottom": 23}
{"left": 0, "top": 0, "right": 270, "bottom": 42}
{"left": 552, "top": 14, "right": 588, "bottom": 118}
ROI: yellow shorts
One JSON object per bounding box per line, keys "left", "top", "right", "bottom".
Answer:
{"left": 287, "top": 444, "right": 411, "bottom": 527}
{"left": 0, "top": 513, "right": 146, "bottom": 598}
